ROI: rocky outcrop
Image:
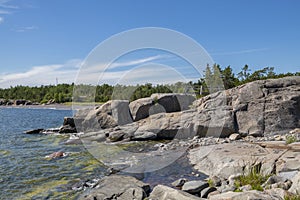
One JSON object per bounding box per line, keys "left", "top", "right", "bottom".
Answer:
{"left": 193, "top": 76, "right": 300, "bottom": 136}
{"left": 75, "top": 100, "right": 133, "bottom": 132}
{"left": 78, "top": 175, "right": 150, "bottom": 200}
{"left": 129, "top": 93, "right": 196, "bottom": 121}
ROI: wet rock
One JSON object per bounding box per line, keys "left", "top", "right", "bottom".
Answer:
{"left": 182, "top": 180, "right": 209, "bottom": 194}
{"left": 149, "top": 184, "right": 205, "bottom": 200}
{"left": 24, "top": 128, "right": 44, "bottom": 134}
{"left": 59, "top": 124, "right": 77, "bottom": 133}
{"left": 63, "top": 117, "right": 75, "bottom": 127}
{"left": 78, "top": 175, "right": 150, "bottom": 200}
{"left": 45, "top": 151, "right": 67, "bottom": 159}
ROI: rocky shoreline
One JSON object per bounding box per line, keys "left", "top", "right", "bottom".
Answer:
{"left": 25, "top": 76, "right": 300, "bottom": 199}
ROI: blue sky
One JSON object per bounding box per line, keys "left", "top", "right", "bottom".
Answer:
{"left": 0, "top": 0, "right": 299, "bottom": 87}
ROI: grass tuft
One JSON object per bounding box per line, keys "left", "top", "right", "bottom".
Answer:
{"left": 286, "top": 135, "right": 297, "bottom": 144}
{"left": 234, "top": 162, "right": 271, "bottom": 192}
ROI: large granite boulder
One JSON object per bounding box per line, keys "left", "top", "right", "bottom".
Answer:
{"left": 78, "top": 175, "right": 150, "bottom": 200}
{"left": 129, "top": 93, "right": 196, "bottom": 121}
{"left": 75, "top": 100, "right": 133, "bottom": 132}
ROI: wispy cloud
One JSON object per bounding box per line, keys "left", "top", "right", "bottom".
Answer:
{"left": 110, "top": 55, "right": 166, "bottom": 69}
{"left": 211, "top": 48, "right": 268, "bottom": 56}
{"left": 0, "top": 55, "right": 191, "bottom": 88}
{"left": 0, "top": 0, "right": 18, "bottom": 24}
{"left": 0, "top": 0, "right": 18, "bottom": 9}
{"left": 15, "top": 26, "right": 38, "bottom": 32}
{"left": 0, "top": 9, "right": 11, "bottom": 14}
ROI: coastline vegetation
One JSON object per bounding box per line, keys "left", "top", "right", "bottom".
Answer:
{"left": 0, "top": 64, "right": 299, "bottom": 104}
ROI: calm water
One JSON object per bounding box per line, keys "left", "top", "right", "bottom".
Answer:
{"left": 0, "top": 107, "right": 105, "bottom": 200}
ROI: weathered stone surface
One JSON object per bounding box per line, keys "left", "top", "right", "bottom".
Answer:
{"left": 182, "top": 180, "right": 209, "bottom": 194}
{"left": 276, "top": 150, "right": 300, "bottom": 174}
{"left": 79, "top": 175, "right": 150, "bottom": 200}
{"left": 194, "top": 76, "right": 300, "bottom": 136}
{"left": 129, "top": 97, "right": 154, "bottom": 121}
{"left": 129, "top": 93, "right": 196, "bottom": 122}
{"left": 189, "top": 143, "right": 285, "bottom": 179}
{"left": 149, "top": 185, "right": 205, "bottom": 200}
{"left": 289, "top": 171, "right": 300, "bottom": 194}
{"left": 77, "top": 100, "right": 133, "bottom": 132}
{"left": 265, "top": 188, "right": 290, "bottom": 200}
{"left": 208, "top": 191, "right": 278, "bottom": 200}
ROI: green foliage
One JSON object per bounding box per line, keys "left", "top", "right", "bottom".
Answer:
{"left": 286, "top": 135, "right": 297, "bottom": 144}
{"left": 284, "top": 193, "right": 300, "bottom": 200}
{"left": 0, "top": 65, "right": 298, "bottom": 104}
{"left": 234, "top": 163, "right": 271, "bottom": 192}
{"left": 207, "top": 179, "right": 214, "bottom": 187}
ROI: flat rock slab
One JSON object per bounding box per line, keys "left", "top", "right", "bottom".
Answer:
{"left": 208, "top": 191, "right": 280, "bottom": 200}
{"left": 182, "top": 180, "right": 209, "bottom": 194}
{"left": 188, "top": 143, "right": 286, "bottom": 179}
{"left": 276, "top": 150, "right": 300, "bottom": 173}
{"left": 78, "top": 175, "right": 150, "bottom": 200}
{"left": 149, "top": 185, "right": 205, "bottom": 200}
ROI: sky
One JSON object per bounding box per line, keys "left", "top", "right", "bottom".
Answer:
{"left": 0, "top": 0, "right": 299, "bottom": 88}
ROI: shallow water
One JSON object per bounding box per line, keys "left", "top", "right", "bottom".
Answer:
{"left": 0, "top": 107, "right": 106, "bottom": 199}
{"left": 0, "top": 107, "right": 205, "bottom": 199}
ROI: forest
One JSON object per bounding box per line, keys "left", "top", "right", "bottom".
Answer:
{"left": 0, "top": 64, "right": 299, "bottom": 104}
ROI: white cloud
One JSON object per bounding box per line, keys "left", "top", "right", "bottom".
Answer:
{"left": 0, "top": 0, "right": 18, "bottom": 9}
{"left": 0, "top": 16, "right": 3, "bottom": 24}
{"left": 0, "top": 55, "right": 194, "bottom": 88}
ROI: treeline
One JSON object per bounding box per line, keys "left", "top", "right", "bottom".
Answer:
{"left": 0, "top": 65, "right": 299, "bottom": 103}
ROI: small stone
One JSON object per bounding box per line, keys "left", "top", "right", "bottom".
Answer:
{"left": 229, "top": 133, "right": 241, "bottom": 141}
{"left": 182, "top": 180, "right": 209, "bottom": 194}
{"left": 171, "top": 178, "right": 187, "bottom": 188}
{"left": 239, "top": 184, "right": 252, "bottom": 191}
{"left": 200, "top": 187, "right": 217, "bottom": 198}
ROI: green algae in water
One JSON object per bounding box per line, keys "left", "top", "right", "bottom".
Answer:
{"left": 0, "top": 149, "right": 11, "bottom": 156}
